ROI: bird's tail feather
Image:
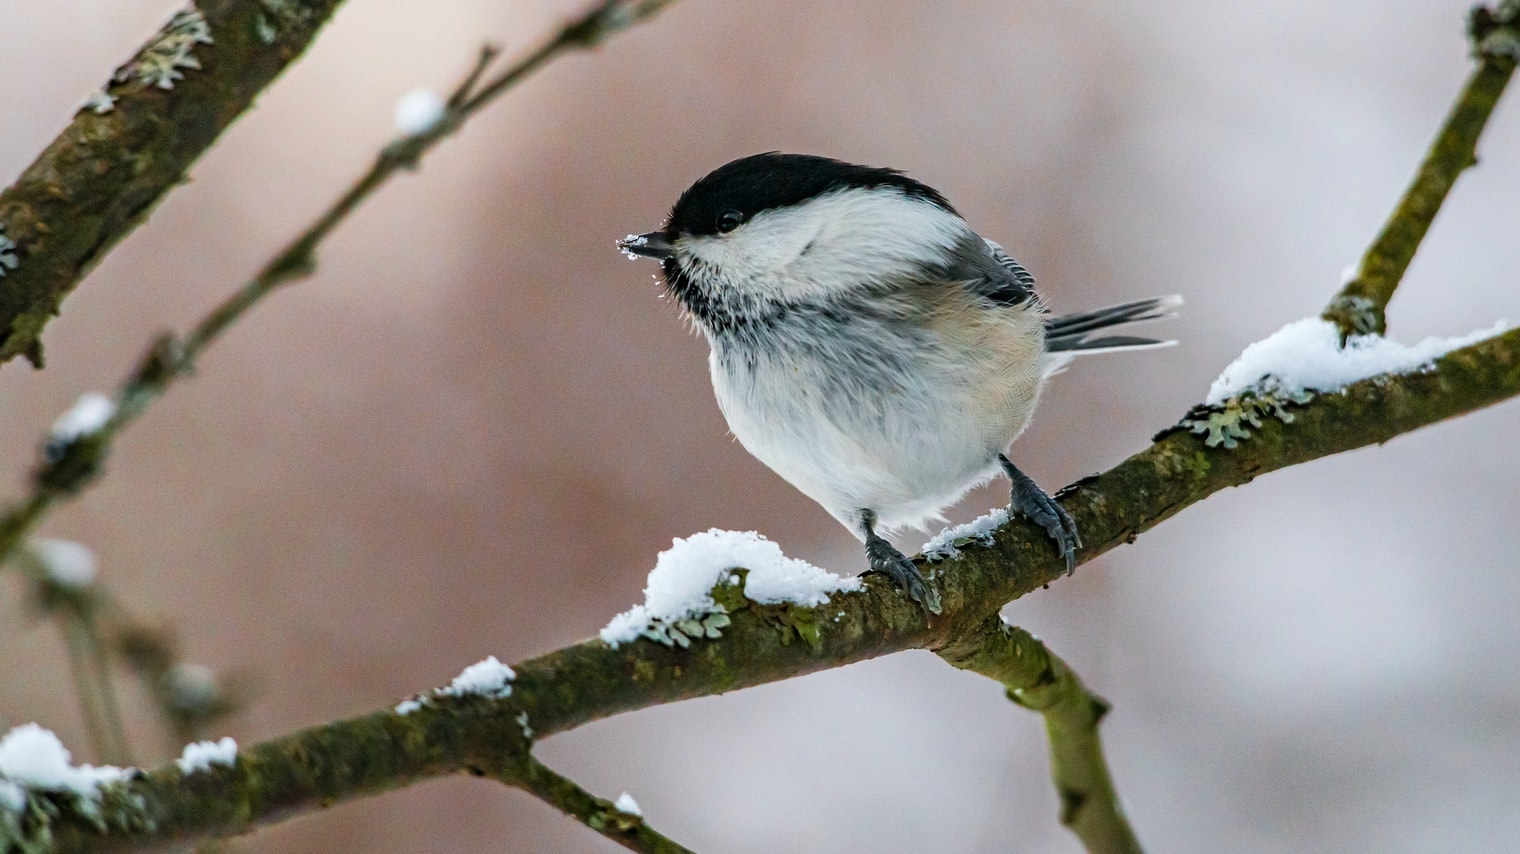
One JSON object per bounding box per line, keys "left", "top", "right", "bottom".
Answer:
{"left": 1044, "top": 295, "right": 1182, "bottom": 354}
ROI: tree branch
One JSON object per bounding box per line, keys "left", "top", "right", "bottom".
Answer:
{"left": 0, "top": 0, "right": 682, "bottom": 575}
{"left": 0, "top": 0, "right": 350, "bottom": 367}
{"left": 938, "top": 619, "right": 1140, "bottom": 854}
{"left": 7, "top": 3, "right": 1518, "bottom": 852}
{"left": 1323, "top": 0, "right": 1519, "bottom": 336}
{"left": 28, "top": 323, "right": 1520, "bottom": 851}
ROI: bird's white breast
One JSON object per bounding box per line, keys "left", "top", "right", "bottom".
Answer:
{"left": 707, "top": 293, "right": 1047, "bottom": 535}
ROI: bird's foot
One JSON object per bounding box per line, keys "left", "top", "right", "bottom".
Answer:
{"left": 864, "top": 533, "right": 943, "bottom": 614}
{"left": 1001, "top": 455, "right": 1081, "bottom": 575}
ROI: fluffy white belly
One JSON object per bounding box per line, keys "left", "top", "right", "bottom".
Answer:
{"left": 707, "top": 310, "right": 1045, "bottom": 535}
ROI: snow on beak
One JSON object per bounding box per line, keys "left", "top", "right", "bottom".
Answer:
{"left": 617, "top": 231, "right": 674, "bottom": 261}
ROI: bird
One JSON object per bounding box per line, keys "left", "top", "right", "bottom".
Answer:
{"left": 619, "top": 153, "right": 1178, "bottom": 613}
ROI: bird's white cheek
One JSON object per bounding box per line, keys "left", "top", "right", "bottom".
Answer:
{"left": 685, "top": 223, "right": 814, "bottom": 278}
{"left": 680, "top": 235, "right": 816, "bottom": 305}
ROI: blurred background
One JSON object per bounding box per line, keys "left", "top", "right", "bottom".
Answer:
{"left": 3, "top": 0, "right": 1519, "bottom": 851}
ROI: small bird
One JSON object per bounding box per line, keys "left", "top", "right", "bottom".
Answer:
{"left": 620, "top": 153, "right": 1177, "bottom": 613}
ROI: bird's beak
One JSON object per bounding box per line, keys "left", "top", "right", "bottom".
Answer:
{"left": 618, "top": 231, "right": 674, "bottom": 261}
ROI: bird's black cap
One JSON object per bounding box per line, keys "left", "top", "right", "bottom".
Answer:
{"left": 664, "top": 153, "right": 957, "bottom": 238}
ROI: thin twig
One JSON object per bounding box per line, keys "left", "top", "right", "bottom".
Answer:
{"left": 938, "top": 619, "right": 1141, "bottom": 854}
{"left": 10, "top": 545, "right": 234, "bottom": 761}
{"left": 447, "top": 44, "right": 502, "bottom": 110}
{"left": 1323, "top": 2, "right": 1519, "bottom": 336}
{"left": 504, "top": 754, "right": 697, "bottom": 854}
{"left": 58, "top": 608, "right": 122, "bottom": 765}
{"left": 0, "top": 0, "right": 681, "bottom": 574}
{"left": 13, "top": 545, "right": 133, "bottom": 764}
{"left": 80, "top": 606, "right": 134, "bottom": 766}
{"left": 104, "top": 605, "right": 242, "bottom": 748}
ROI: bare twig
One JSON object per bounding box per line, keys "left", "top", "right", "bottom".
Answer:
{"left": 79, "top": 607, "right": 133, "bottom": 766}
{"left": 10, "top": 545, "right": 238, "bottom": 761}
{"left": 57, "top": 608, "right": 129, "bottom": 766}
{"left": 188, "top": 0, "right": 679, "bottom": 353}
{"left": 15, "top": 546, "right": 133, "bottom": 765}
{"left": 939, "top": 619, "right": 1140, "bottom": 854}
{"left": 1323, "top": 1, "right": 1519, "bottom": 336}
{"left": 110, "top": 617, "right": 244, "bottom": 748}
{"left": 501, "top": 755, "right": 697, "bottom": 854}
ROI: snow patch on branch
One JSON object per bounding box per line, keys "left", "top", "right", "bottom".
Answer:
{"left": 1182, "top": 317, "right": 1509, "bottom": 448}
{"left": 613, "top": 792, "right": 642, "bottom": 816}
{"left": 0, "top": 780, "right": 23, "bottom": 813}
{"left": 600, "top": 529, "right": 861, "bottom": 649}
{"left": 1206, "top": 317, "right": 1507, "bottom": 405}
{"left": 921, "top": 507, "right": 1011, "bottom": 561}
{"left": 175, "top": 737, "right": 237, "bottom": 775}
{"left": 437, "top": 656, "right": 515, "bottom": 699}
{"left": 0, "top": 724, "right": 129, "bottom": 806}
{"left": 49, "top": 392, "right": 117, "bottom": 445}
{"left": 394, "top": 88, "right": 447, "bottom": 136}
{"left": 31, "top": 539, "right": 98, "bottom": 588}
{"left": 396, "top": 655, "right": 516, "bottom": 715}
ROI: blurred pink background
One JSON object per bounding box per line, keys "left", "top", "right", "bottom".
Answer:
{"left": 3, "top": 1, "right": 1519, "bottom": 851}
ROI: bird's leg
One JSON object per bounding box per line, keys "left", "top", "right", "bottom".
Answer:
{"left": 998, "top": 454, "right": 1081, "bottom": 576}
{"left": 860, "top": 509, "right": 942, "bottom": 614}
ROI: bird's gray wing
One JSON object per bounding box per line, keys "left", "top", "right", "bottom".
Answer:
{"left": 943, "top": 237, "right": 1038, "bottom": 308}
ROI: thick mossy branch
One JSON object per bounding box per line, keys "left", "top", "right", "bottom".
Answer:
{"left": 0, "top": 0, "right": 349, "bottom": 367}
{"left": 1323, "top": 2, "right": 1519, "bottom": 336}
{"left": 31, "top": 327, "right": 1520, "bottom": 851}
{"left": 939, "top": 619, "right": 1140, "bottom": 854}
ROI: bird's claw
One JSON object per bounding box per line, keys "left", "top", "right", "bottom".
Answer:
{"left": 1006, "top": 463, "right": 1082, "bottom": 575}
{"left": 865, "top": 536, "right": 943, "bottom": 614}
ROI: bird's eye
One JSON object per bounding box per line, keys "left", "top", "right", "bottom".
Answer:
{"left": 716, "top": 209, "right": 744, "bottom": 234}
